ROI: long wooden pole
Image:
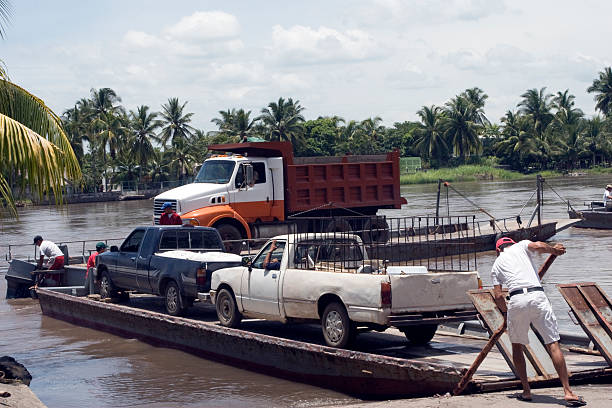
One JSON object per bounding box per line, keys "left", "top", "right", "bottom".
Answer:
{"left": 453, "top": 254, "right": 557, "bottom": 396}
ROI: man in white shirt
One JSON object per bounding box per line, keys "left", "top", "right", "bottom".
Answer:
{"left": 34, "top": 236, "right": 65, "bottom": 286}
{"left": 491, "top": 237, "right": 585, "bottom": 406}
{"left": 603, "top": 184, "right": 612, "bottom": 211}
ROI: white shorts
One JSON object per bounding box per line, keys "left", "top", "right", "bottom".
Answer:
{"left": 507, "top": 291, "right": 560, "bottom": 345}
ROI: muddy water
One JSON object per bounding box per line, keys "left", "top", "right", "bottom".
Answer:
{"left": 1, "top": 175, "right": 612, "bottom": 407}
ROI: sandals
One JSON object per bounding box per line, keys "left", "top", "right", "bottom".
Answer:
{"left": 507, "top": 393, "right": 533, "bottom": 402}
{"left": 565, "top": 396, "right": 587, "bottom": 407}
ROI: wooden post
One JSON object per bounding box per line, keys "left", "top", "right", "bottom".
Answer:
{"left": 435, "top": 179, "right": 442, "bottom": 226}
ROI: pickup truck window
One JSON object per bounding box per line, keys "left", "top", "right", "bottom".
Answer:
{"left": 194, "top": 160, "right": 235, "bottom": 184}
{"left": 294, "top": 239, "right": 363, "bottom": 269}
{"left": 159, "top": 229, "right": 222, "bottom": 251}
{"left": 121, "top": 229, "right": 145, "bottom": 253}
{"left": 252, "top": 241, "right": 285, "bottom": 270}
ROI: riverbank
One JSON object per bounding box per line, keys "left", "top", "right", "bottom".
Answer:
{"left": 400, "top": 165, "right": 562, "bottom": 185}
{"left": 327, "top": 384, "right": 610, "bottom": 408}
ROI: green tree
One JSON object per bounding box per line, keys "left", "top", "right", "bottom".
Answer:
{"left": 211, "top": 108, "right": 258, "bottom": 142}
{"left": 159, "top": 97, "right": 195, "bottom": 147}
{"left": 413, "top": 105, "right": 448, "bottom": 165}
{"left": 518, "top": 87, "right": 553, "bottom": 139}
{"left": 129, "top": 105, "right": 159, "bottom": 166}
{"left": 258, "top": 97, "right": 305, "bottom": 146}
{"left": 587, "top": 67, "right": 612, "bottom": 116}
{"left": 443, "top": 96, "right": 482, "bottom": 160}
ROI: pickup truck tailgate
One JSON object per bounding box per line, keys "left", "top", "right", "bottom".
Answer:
{"left": 390, "top": 271, "right": 478, "bottom": 312}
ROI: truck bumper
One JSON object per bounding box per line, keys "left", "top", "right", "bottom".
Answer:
{"left": 198, "top": 292, "right": 211, "bottom": 303}
{"left": 388, "top": 309, "right": 478, "bottom": 328}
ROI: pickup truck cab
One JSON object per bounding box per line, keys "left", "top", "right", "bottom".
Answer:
{"left": 96, "top": 226, "right": 242, "bottom": 315}
{"left": 210, "top": 233, "right": 479, "bottom": 348}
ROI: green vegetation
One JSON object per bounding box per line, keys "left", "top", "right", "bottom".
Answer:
{"left": 0, "top": 0, "right": 80, "bottom": 215}
{"left": 399, "top": 166, "right": 561, "bottom": 185}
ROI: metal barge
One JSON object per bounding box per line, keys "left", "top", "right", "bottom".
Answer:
{"left": 36, "top": 287, "right": 612, "bottom": 399}
{"left": 569, "top": 201, "right": 612, "bottom": 229}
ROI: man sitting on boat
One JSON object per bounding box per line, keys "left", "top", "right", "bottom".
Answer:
{"left": 604, "top": 185, "right": 612, "bottom": 211}
{"left": 33, "top": 235, "right": 64, "bottom": 286}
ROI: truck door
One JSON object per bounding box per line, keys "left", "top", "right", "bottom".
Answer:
{"left": 230, "top": 161, "right": 273, "bottom": 220}
{"left": 135, "top": 229, "right": 157, "bottom": 291}
{"left": 242, "top": 240, "right": 284, "bottom": 316}
{"left": 114, "top": 229, "right": 146, "bottom": 289}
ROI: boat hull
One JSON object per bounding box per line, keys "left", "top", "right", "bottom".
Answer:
{"left": 569, "top": 209, "right": 612, "bottom": 229}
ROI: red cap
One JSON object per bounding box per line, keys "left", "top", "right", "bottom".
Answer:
{"left": 495, "top": 237, "right": 516, "bottom": 251}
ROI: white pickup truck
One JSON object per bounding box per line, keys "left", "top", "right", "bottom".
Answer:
{"left": 210, "top": 234, "right": 480, "bottom": 348}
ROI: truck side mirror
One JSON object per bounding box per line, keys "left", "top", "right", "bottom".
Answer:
{"left": 241, "top": 256, "right": 252, "bottom": 267}
{"left": 110, "top": 245, "right": 119, "bottom": 253}
{"left": 244, "top": 163, "right": 254, "bottom": 187}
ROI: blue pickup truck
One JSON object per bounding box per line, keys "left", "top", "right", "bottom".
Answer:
{"left": 95, "top": 225, "right": 242, "bottom": 316}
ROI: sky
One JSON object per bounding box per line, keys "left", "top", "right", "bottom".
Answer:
{"left": 2, "top": 0, "right": 611, "bottom": 131}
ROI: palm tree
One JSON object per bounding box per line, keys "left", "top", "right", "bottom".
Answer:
{"left": 258, "top": 97, "right": 305, "bottom": 146}
{"left": 587, "top": 67, "right": 612, "bottom": 116}
{"left": 496, "top": 112, "right": 541, "bottom": 170}
{"left": 92, "top": 110, "right": 127, "bottom": 160}
{"left": 166, "top": 138, "right": 197, "bottom": 180}
{"left": 461, "top": 87, "right": 490, "bottom": 125}
{"left": 148, "top": 149, "right": 171, "bottom": 182}
{"left": 158, "top": 97, "right": 195, "bottom": 147}
{"left": 211, "top": 108, "right": 258, "bottom": 142}
{"left": 0, "top": 1, "right": 80, "bottom": 213}
{"left": 582, "top": 116, "right": 611, "bottom": 165}
{"left": 129, "top": 105, "right": 159, "bottom": 166}
{"left": 443, "top": 97, "right": 482, "bottom": 160}
{"left": 518, "top": 87, "right": 553, "bottom": 139}
{"left": 413, "top": 105, "right": 448, "bottom": 161}
{"left": 90, "top": 87, "right": 122, "bottom": 117}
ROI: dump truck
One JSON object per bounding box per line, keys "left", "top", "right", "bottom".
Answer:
{"left": 154, "top": 142, "right": 406, "bottom": 252}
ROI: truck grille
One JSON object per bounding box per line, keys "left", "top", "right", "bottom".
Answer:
{"left": 154, "top": 199, "right": 177, "bottom": 224}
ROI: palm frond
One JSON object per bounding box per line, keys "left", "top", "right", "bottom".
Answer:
{"left": 0, "top": 79, "right": 81, "bottom": 180}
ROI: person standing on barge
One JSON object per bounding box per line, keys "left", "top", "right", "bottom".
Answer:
{"left": 159, "top": 202, "right": 182, "bottom": 225}
{"left": 85, "top": 242, "right": 107, "bottom": 294}
{"left": 603, "top": 184, "right": 612, "bottom": 211}
{"left": 491, "top": 237, "right": 586, "bottom": 406}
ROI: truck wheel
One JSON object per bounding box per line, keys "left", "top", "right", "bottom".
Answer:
{"left": 321, "top": 302, "right": 355, "bottom": 348}
{"left": 402, "top": 324, "right": 438, "bottom": 345}
{"left": 164, "top": 281, "right": 187, "bottom": 316}
{"left": 99, "top": 271, "right": 118, "bottom": 299}
{"left": 363, "top": 218, "right": 390, "bottom": 243}
{"left": 325, "top": 219, "right": 352, "bottom": 233}
{"left": 217, "top": 224, "right": 242, "bottom": 254}
{"left": 216, "top": 288, "right": 241, "bottom": 328}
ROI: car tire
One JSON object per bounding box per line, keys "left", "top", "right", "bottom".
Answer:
{"left": 99, "top": 271, "right": 118, "bottom": 299}
{"left": 321, "top": 301, "right": 355, "bottom": 348}
{"left": 216, "top": 288, "right": 241, "bottom": 328}
{"left": 164, "top": 281, "right": 187, "bottom": 316}
{"left": 362, "top": 217, "right": 390, "bottom": 243}
{"left": 402, "top": 324, "right": 438, "bottom": 345}
{"left": 217, "top": 224, "right": 243, "bottom": 254}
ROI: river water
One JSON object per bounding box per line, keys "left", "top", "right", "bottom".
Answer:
{"left": 1, "top": 175, "right": 611, "bottom": 407}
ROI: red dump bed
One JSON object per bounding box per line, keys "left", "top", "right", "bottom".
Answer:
{"left": 208, "top": 141, "right": 405, "bottom": 214}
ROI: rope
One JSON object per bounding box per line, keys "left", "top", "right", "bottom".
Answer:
{"left": 543, "top": 180, "right": 576, "bottom": 211}
{"left": 288, "top": 202, "right": 365, "bottom": 218}
{"left": 442, "top": 181, "right": 503, "bottom": 231}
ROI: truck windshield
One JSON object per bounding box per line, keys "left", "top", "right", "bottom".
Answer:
{"left": 194, "top": 160, "right": 235, "bottom": 184}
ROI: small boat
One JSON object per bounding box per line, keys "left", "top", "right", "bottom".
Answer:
{"left": 568, "top": 201, "right": 612, "bottom": 229}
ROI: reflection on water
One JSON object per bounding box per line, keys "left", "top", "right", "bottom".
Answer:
{"left": 1, "top": 175, "right": 612, "bottom": 406}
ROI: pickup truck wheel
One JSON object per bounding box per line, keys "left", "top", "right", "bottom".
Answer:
{"left": 217, "top": 224, "right": 242, "bottom": 254}
{"left": 363, "top": 218, "right": 390, "bottom": 243}
{"left": 321, "top": 302, "right": 354, "bottom": 348}
{"left": 216, "top": 289, "right": 241, "bottom": 328}
{"left": 164, "top": 281, "right": 187, "bottom": 316}
{"left": 402, "top": 324, "right": 438, "bottom": 345}
{"left": 99, "top": 271, "right": 117, "bottom": 299}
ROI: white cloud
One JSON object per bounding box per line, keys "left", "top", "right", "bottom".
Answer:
{"left": 269, "top": 25, "right": 381, "bottom": 64}
{"left": 123, "top": 30, "right": 160, "bottom": 48}
{"left": 370, "top": 0, "right": 507, "bottom": 24}
{"left": 163, "top": 11, "right": 240, "bottom": 41}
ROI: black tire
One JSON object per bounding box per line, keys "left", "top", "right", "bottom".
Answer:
{"left": 363, "top": 217, "right": 390, "bottom": 244}
{"left": 402, "top": 324, "right": 438, "bottom": 345}
{"left": 321, "top": 301, "right": 355, "bottom": 348}
{"left": 99, "top": 271, "right": 118, "bottom": 299}
{"left": 216, "top": 288, "right": 241, "bottom": 328}
{"left": 164, "top": 281, "right": 187, "bottom": 316}
{"left": 217, "top": 224, "right": 243, "bottom": 254}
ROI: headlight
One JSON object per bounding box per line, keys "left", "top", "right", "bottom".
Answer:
{"left": 182, "top": 218, "right": 200, "bottom": 226}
